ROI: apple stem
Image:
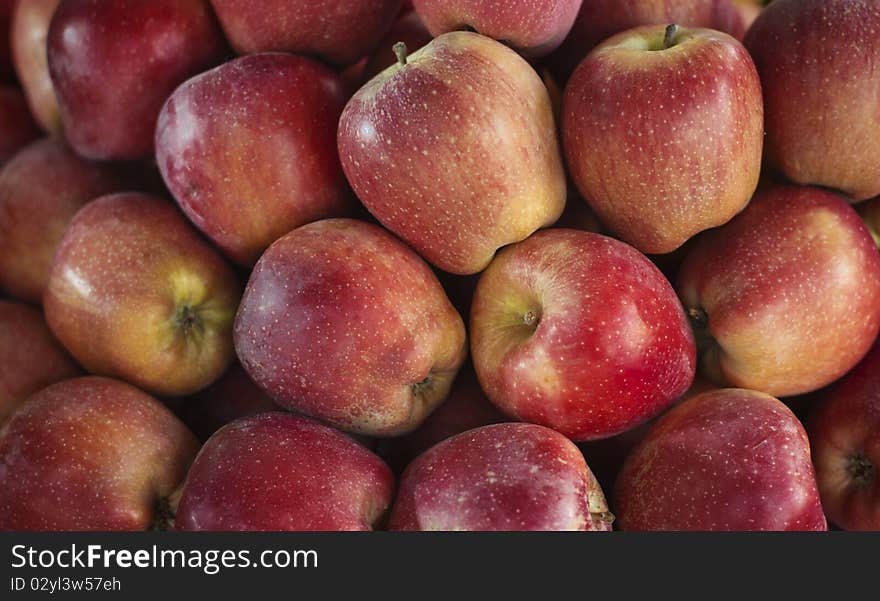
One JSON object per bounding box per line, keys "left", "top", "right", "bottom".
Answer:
{"left": 663, "top": 24, "right": 679, "bottom": 49}
{"left": 393, "top": 42, "right": 408, "bottom": 66}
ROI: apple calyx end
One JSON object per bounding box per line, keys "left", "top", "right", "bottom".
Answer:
{"left": 522, "top": 310, "right": 540, "bottom": 329}
{"left": 393, "top": 42, "right": 408, "bottom": 67}
{"left": 150, "top": 487, "right": 182, "bottom": 531}
{"left": 411, "top": 375, "right": 434, "bottom": 399}
{"left": 175, "top": 304, "right": 204, "bottom": 339}
{"left": 848, "top": 452, "right": 875, "bottom": 489}
{"left": 592, "top": 510, "right": 616, "bottom": 525}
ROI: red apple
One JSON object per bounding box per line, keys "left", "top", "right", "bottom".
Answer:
{"left": 0, "top": 137, "right": 129, "bottom": 303}
{"left": 362, "top": 9, "right": 432, "bottom": 81}
{"left": 0, "top": 376, "right": 199, "bottom": 530}
{"left": 377, "top": 364, "right": 507, "bottom": 473}
{"left": 470, "top": 229, "right": 696, "bottom": 441}
{"left": 745, "top": 0, "right": 880, "bottom": 201}
{"left": 209, "top": 0, "right": 402, "bottom": 68}
{"left": 44, "top": 193, "right": 241, "bottom": 396}
{"left": 0, "top": 300, "right": 79, "bottom": 422}
{"left": 549, "top": 0, "right": 745, "bottom": 81}
{"left": 339, "top": 32, "right": 566, "bottom": 275}
{"left": 412, "top": 0, "right": 583, "bottom": 57}
{"left": 0, "top": 86, "right": 39, "bottom": 165}
{"left": 677, "top": 186, "right": 880, "bottom": 397}
{"left": 390, "top": 422, "right": 614, "bottom": 531}
{"left": 809, "top": 343, "right": 880, "bottom": 530}
{"left": 615, "top": 388, "right": 827, "bottom": 531}
{"left": 47, "top": 0, "right": 227, "bottom": 161}
{"left": 563, "top": 25, "right": 763, "bottom": 254}
{"left": 175, "top": 412, "right": 394, "bottom": 531}
{"left": 234, "top": 218, "right": 467, "bottom": 436}
{"left": 178, "top": 362, "right": 279, "bottom": 442}
{"left": 156, "top": 53, "right": 353, "bottom": 266}
{"left": 11, "top": 0, "right": 61, "bottom": 132}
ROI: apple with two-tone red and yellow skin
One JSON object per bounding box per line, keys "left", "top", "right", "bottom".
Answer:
{"left": 234, "top": 218, "right": 467, "bottom": 437}
{"left": 549, "top": 0, "right": 745, "bottom": 80}
{"left": 563, "top": 25, "right": 763, "bottom": 254}
{"left": 677, "top": 186, "right": 880, "bottom": 397}
{"left": 745, "top": 0, "right": 880, "bottom": 201}
{"left": 412, "top": 0, "right": 583, "bottom": 57}
{"left": 390, "top": 423, "right": 613, "bottom": 531}
{"left": 809, "top": 343, "right": 880, "bottom": 531}
{"left": 0, "top": 377, "right": 198, "bottom": 530}
{"left": 0, "top": 87, "right": 39, "bottom": 165}
{"left": 176, "top": 413, "right": 394, "bottom": 531}
{"left": 0, "top": 137, "right": 130, "bottom": 303}
{"left": 47, "top": 0, "right": 227, "bottom": 161}
{"left": 338, "top": 31, "right": 566, "bottom": 275}
{"left": 615, "top": 388, "right": 827, "bottom": 531}
{"left": 44, "top": 193, "right": 241, "bottom": 397}
{"left": 0, "top": 300, "right": 80, "bottom": 423}
{"left": 470, "top": 229, "right": 696, "bottom": 442}
{"left": 156, "top": 53, "right": 353, "bottom": 266}
{"left": 11, "top": 0, "right": 61, "bottom": 133}
{"left": 209, "top": 0, "right": 401, "bottom": 68}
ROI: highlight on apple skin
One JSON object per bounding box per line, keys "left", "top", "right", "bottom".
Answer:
{"left": 389, "top": 422, "right": 614, "bottom": 531}
{"left": 175, "top": 412, "right": 395, "bottom": 531}
{"left": 0, "top": 376, "right": 199, "bottom": 531}
{"left": 470, "top": 228, "right": 696, "bottom": 442}
{"left": 233, "top": 218, "right": 467, "bottom": 437}
{"left": 338, "top": 31, "right": 567, "bottom": 275}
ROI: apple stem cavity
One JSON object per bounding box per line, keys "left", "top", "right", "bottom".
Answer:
{"left": 663, "top": 24, "right": 679, "bottom": 50}
{"left": 393, "top": 42, "right": 408, "bottom": 66}
{"left": 848, "top": 452, "right": 876, "bottom": 488}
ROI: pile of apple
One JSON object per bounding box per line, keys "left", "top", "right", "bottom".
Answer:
{"left": 1, "top": 0, "right": 878, "bottom": 532}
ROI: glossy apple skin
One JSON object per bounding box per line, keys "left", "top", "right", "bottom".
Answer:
{"left": 234, "top": 218, "right": 467, "bottom": 437}
{"left": 11, "top": 0, "right": 61, "bottom": 132}
{"left": 745, "top": 0, "right": 880, "bottom": 201}
{"left": 563, "top": 26, "right": 762, "bottom": 254}
{"left": 0, "top": 376, "right": 199, "bottom": 530}
{"left": 809, "top": 344, "right": 880, "bottom": 530}
{"left": 339, "top": 32, "right": 566, "bottom": 275}
{"left": 209, "top": 0, "right": 401, "bottom": 68}
{"left": 471, "top": 229, "right": 695, "bottom": 441}
{"left": 616, "top": 388, "right": 827, "bottom": 531}
{"left": 0, "top": 300, "right": 80, "bottom": 422}
{"left": 390, "top": 423, "right": 613, "bottom": 531}
{"left": 549, "top": 0, "right": 744, "bottom": 81}
{"left": 677, "top": 186, "right": 880, "bottom": 397}
{"left": 178, "top": 362, "right": 279, "bottom": 442}
{"left": 363, "top": 10, "right": 433, "bottom": 81}
{"left": 47, "top": 0, "right": 227, "bottom": 161}
{"left": 44, "top": 193, "right": 241, "bottom": 397}
{"left": 156, "top": 53, "right": 353, "bottom": 266}
{"left": 0, "top": 86, "right": 39, "bottom": 165}
{"left": 0, "top": 137, "right": 128, "bottom": 303}
{"left": 412, "top": 0, "right": 582, "bottom": 57}
{"left": 176, "top": 413, "right": 394, "bottom": 531}
{"left": 377, "top": 364, "right": 507, "bottom": 473}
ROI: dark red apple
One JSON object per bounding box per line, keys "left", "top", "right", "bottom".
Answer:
{"left": 234, "top": 218, "right": 467, "bottom": 436}
{"left": 677, "top": 186, "right": 880, "bottom": 397}
{"left": 390, "top": 422, "right": 613, "bottom": 531}
{"left": 0, "top": 300, "right": 79, "bottom": 422}
{"left": 0, "top": 376, "right": 199, "bottom": 530}
{"left": 809, "top": 343, "right": 880, "bottom": 530}
{"left": 44, "top": 193, "right": 241, "bottom": 396}
{"left": 338, "top": 31, "right": 566, "bottom": 275}
{"left": 470, "top": 229, "right": 695, "bottom": 441}
{"left": 47, "top": 0, "right": 227, "bottom": 161}
{"left": 11, "top": 0, "right": 61, "bottom": 132}
{"left": 615, "top": 388, "right": 827, "bottom": 531}
{"left": 0, "top": 137, "right": 129, "bottom": 303}
{"left": 0, "top": 86, "right": 39, "bottom": 165}
{"left": 175, "top": 412, "right": 394, "bottom": 531}
{"left": 209, "top": 0, "right": 402, "bottom": 67}
{"left": 745, "top": 0, "right": 880, "bottom": 201}
{"left": 156, "top": 53, "right": 353, "bottom": 266}
{"left": 412, "top": 0, "right": 583, "bottom": 57}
